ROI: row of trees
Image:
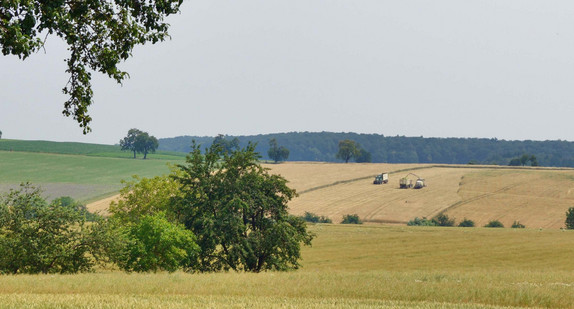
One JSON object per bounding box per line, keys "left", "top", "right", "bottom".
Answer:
{"left": 159, "top": 133, "right": 574, "bottom": 167}
{"left": 119, "top": 129, "right": 159, "bottom": 159}
{"left": 0, "top": 142, "right": 314, "bottom": 274}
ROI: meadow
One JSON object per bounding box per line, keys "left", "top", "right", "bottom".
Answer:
{"left": 1, "top": 224, "right": 574, "bottom": 308}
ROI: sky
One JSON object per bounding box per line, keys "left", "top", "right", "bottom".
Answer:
{"left": 2, "top": 0, "right": 574, "bottom": 145}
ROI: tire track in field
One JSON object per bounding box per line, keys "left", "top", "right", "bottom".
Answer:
{"left": 438, "top": 182, "right": 525, "bottom": 215}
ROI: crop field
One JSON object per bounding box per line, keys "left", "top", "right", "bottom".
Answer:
{"left": 262, "top": 163, "right": 574, "bottom": 228}
{"left": 1, "top": 224, "right": 574, "bottom": 308}
{"left": 0, "top": 150, "right": 182, "bottom": 202}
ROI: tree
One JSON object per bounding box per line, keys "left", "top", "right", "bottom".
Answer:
{"left": 484, "top": 220, "right": 504, "bottom": 228}
{"left": 119, "top": 129, "right": 158, "bottom": 159}
{"left": 341, "top": 214, "right": 362, "bottom": 224}
{"left": 355, "top": 148, "right": 372, "bottom": 163}
{"left": 120, "top": 128, "right": 142, "bottom": 159}
{"left": 134, "top": 132, "right": 159, "bottom": 159}
{"left": 267, "top": 138, "right": 290, "bottom": 163}
{"left": 0, "top": 184, "right": 98, "bottom": 274}
{"left": 212, "top": 134, "right": 240, "bottom": 154}
{"left": 458, "top": 218, "right": 475, "bottom": 227}
{"left": 565, "top": 207, "right": 574, "bottom": 229}
{"left": 336, "top": 140, "right": 360, "bottom": 163}
{"left": 0, "top": 130, "right": 2, "bottom": 139}
{"left": 1, "top": 0, "right": 183, "bottom": 133}
{"left": 431, "top": 213, "right": 455, "bottom": 227}
{"left": 172, "top": 142, "right": 314, "bottom": 272}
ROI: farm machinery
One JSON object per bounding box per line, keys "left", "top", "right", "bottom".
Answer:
{"left": 373, "top": 172, "right": 389, "bottom": 184}
{"left": 399, "top": 173, "right": 426, "bottom": 189}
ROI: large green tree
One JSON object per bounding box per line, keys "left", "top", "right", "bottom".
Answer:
{"left": 120, "top": 128, "right": 142, "bottom": 159}
{"left": 172, "top": 142, "right": 314, "bottom": 272}
{"left": 1, "top": 0, "right": 183, "bottom": 133}
{"left": 135, "top": 132, "right": 158, "bottom": 159}
{"left": 336, "top": 139, "right": 360, "bottom": 163}
{"left": 267, "top": 138, "right": 289, "bottom": 163}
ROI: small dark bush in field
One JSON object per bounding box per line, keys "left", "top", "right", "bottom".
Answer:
{"left": 511, "top": 221, "right": 525, "bottom": 228}
{"left": 432, "top": 213, "right": 455, "bottom": 226}
{"left": 301, "top": 212, "right": 332, "bottom": 223}
{"left": 407, "top": 217, "right": 436, "bottom": 226}
{"left": 484, "top": 220, "right": 504, "bottom": 228}
{"left": 458, "top": 218, "right": 475, "bottom": 227}
{"left": 341, "top": 214, "right": 362, "bottom": 224}
{"left": 566, "top": 207, "right": 574, "bottom": 229}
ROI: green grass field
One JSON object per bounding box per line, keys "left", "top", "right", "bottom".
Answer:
{"left": 0, "top": 148, "right": 185, "bottom": 202}
{"left": 1, "top": 224, "right": 573, "bottom": 308}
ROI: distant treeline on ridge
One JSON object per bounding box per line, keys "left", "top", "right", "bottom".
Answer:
{"left": 158, "top": 132, "right": 574, "bottom": 167}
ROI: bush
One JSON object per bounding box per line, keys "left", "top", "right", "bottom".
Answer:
{"left": 341, "top": 214, "right": 362, "bottom": 224}
{"left": 52, "top": 196, "right": 100, "bottom": 222}
{"left": 0, "top": 184, "right": 99, "bottom": 274}
{"left": 511, "top": 221, "right": 525, "bottom": 228}
{"left": 458, "top": 218, "right": 475, "bottom": 227}
{"left": 112, "top": 213, "right": 199, "bottom": 273}
{"left": 407, "top": 217, "right": 436, "bottom": 226}
{"left": 301, "top": 212, "right": 332, "bottom": 224}
{"left": 566, "top": 207, "right": 574, "bottom": 229}
{"left": 484, "top": 220, "right": 504, "bottom": 228}
{"left": 431, "top": 213, "right": 455, "bottom": 227}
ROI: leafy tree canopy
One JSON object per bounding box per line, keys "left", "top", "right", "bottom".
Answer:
{"left": 172, "top": 142, "right": 314, "bottom": 272}
{"left": 119, "top": 128, "right": 158, "bottom": 159}
{"left": 268, "top": 138, "right": 289, "bottom": 163}
{"left": 1, "top": 0, "right": 183, "bottom": 133}
{"left": 565, "top": 207, "right": 574, "bottom": 230}
{"left": 336, "top": 139, "right": 360, "bottom": 163}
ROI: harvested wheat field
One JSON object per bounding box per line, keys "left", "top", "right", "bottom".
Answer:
{"left": 264, "top": 163, "right": 574, "bottom": 229}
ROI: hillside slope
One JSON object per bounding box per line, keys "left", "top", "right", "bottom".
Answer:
{"left": 263, "top": 163, "right": 574, "bottom": 229}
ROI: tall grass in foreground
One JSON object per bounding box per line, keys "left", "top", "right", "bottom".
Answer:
{"left": 1, "top": 225, "right": 574, "bottom": 308}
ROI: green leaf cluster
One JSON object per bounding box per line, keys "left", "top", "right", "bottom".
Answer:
{"left": 0, "top": 184, "right": 99, "bottom": 274}
{"left": 1, "top": 0, "right": 183, "bottom": 133}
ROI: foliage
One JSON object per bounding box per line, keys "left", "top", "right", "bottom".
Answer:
{"left": 341, "top": 214, "right": 362, "bottom": 224}
{"left": 159, "top": 132, "right": 574, "bottom": 167}
{"left": 407, "top": 217, "right": 437, "bottom": 226}
{"left": 52, "top": 196, "right": 99, "bottom": 221}
{"left": 431, "top": 213, "right": 455, "bottom": 227}
{"left": 172, "top": 142, "right": 314, "bottom": 272}
{"left": 0, "top": 184, "right": 98, "bottom": 274}
{"left": 511, "top": 221, "right": 525, "bottom": 228}
{"left": 484, "top": 220, "right": 504, "bottom": 228}
{"left": 109, "top": 175, "right": 182, "bottom": 224}
{"left": 120, "top": 129, "right": 158, "bottom": 159}
{"left": 1, "top": 0, "right": 183, "bottom": 133}
{"left": 509, "top": 154, "right": 538, "bottom": 167}
{"left": 336, "top": 140, "right": 360, "bottom": 163}
{"left": 267, "top": 138, "right": 290, "bottom": 163}
{"left": 458, "top": 218, "right": 475, "bottom": 227}
{"left": 212, "top": 134, "right": 240, "bottom": 154}
{"left": 112, "top": 213, "right": 199, "bottom": 273}
{"left": 565, "top": 207, "right": 574, "bottom": 229}
{"left": 0, "top": 130, "right": 2, "bottom": 139}
{"left": 301, "top": 212, "right": 332, "bottom": 224}
{"left": 355, "top": 148, "right": 372, "bottom": 163}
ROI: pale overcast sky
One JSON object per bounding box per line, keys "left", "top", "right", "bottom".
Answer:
{"left": 2, "top": 0, "right": 574, "bottom": 145}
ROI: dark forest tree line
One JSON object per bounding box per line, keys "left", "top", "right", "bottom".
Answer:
{"left": 158, "top": 132, "right": 574, "bottom": 167}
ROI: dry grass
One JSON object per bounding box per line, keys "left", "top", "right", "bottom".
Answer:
{"left": 2, "top": 224, "right": 574, "bottom": 308}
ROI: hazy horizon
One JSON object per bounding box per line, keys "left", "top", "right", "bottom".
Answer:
{"left": 2, "top": 1, "right": 574, "bottom": 144}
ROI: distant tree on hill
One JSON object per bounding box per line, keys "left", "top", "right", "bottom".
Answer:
{"left": 509, "top": 154, "right": 538, "bottom": 167}
{"left": 355, "top": 148, "right": 372, "bottom": 163}
{"left": 120, "top": 129, "right": 143, "bottom": 158}
{"left": 212, "top": 134, "right": 240, "bottom": 154}
{"left": 268, "top": 138, "right": 290, "bottom": 163}
{"left": 336, "top": 140, "right": 360, "bottom": 163}
{"left": 120, "top": 129, "right": 158, "bottom": 159}
{"left": 0, "top": 130, "right": 2, "bottom": 139}
{"left": 135, "top": 132, "right": 159, "bottom": 159}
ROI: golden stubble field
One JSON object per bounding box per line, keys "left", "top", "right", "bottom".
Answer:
{"left": 263, "top": 162, "right": 574, "bottom": 229}
{"left": 87, "top": 162, "right": 574, "bottom": 229}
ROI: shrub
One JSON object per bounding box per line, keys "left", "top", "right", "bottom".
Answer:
{"left": 431, "top": 213, "right": 455, "bottom": 227}
{"left": 407, "top": 217, "right": 436, "bottom": 226}
{"left": 484, "top": 220, "right": 504, "bottom": 228}
{"left": 341, "top": 214, "right": 362, "bottom": 224}
{"left": 566, "top": 207, "right": 574, "bottom": 229}
{"left": 458, "top": 218, "right": 475, "bottom": 227}
{"left": 511, "top": 221, "right": 525, "bottom": 228}
{"left": 301, "top": 212, "right": 332, "bottom": 223}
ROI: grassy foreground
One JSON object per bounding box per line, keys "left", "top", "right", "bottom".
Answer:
{"left": 1, "top": 225, "right": 574, "bottom": 308}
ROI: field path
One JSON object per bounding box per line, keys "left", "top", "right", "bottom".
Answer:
{"left": 86, "top": 194, "right": 120, "bottom": 216}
